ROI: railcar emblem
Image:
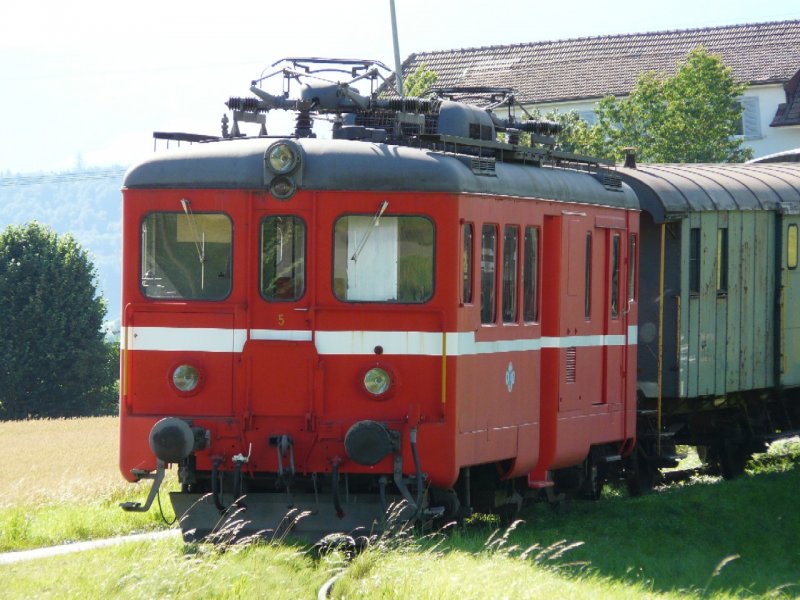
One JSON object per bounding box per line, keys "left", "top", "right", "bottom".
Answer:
{"left": 505, "top": 362, "right": 516, "bottom": 392}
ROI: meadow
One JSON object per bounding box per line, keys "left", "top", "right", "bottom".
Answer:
{"left": 1, "top": 417, "right": 799, "bottom": 598}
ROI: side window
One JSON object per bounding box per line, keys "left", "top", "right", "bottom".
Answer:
{"left": 480, "top": 225, "right": 497, "bottom": 324}
{"left": 502, "top": 225, "right": 519, "bottom": 323}
{"left": 333, "top": 215, "right": 434, "bottom": 302}
{"left": 611, "top": 233, "right": 621, "bottom": 319}
{"left": 584, "top": 232, "right": 592, "bottom": 319}
{"left": 788, "top": 224, "right": 798, "bottom": 270}
{"left": 462, "top": 223, "right": 474, "bottom": 304}
{"left": 261, "top": 216, "right": 306, "bottom": 301}
{"left": 689, "top": 227, "right": 701, "bottom": 294}
{"left": 141, "top": 212, "right": 232, "bottom": 300}
{"left": 523, "top": 226, "right": 539, "bottom": 322}
{"left": 628, "top": 233, "right": 637, "bottom": 302}
{"left": 716, "top": 228, "right": 728, "bottom": 294}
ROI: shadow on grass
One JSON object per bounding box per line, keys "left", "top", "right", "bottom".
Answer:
{"left": 500, "top": 465, "right": 800, "bottom": 597}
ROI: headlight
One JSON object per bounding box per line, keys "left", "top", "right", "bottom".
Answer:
{"left": 172, "top": 364, "right": 200, "bottom": 393}
{"left": 363, "top": 367, "right": 391, "bottom": 396}
{"left": 270, "top": 176, "right": 297, "bottom": 200}
{"left": 266, "top": 141, "right": 299, "bottom": 175}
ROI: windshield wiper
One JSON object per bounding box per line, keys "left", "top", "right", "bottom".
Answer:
{"left": 180, "top": 198, "right": 207, "bottom": 289}
{"left": 350, "top": 200, "right": 389, "bottom": 263}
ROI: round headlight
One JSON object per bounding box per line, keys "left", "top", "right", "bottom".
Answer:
{"left": 363, "top": 367, "right": 391, "bottom": 396}
{"left": 266, "top": 141, "right": 299, "bottom": 175}
{"left": 270, "top": 176, "right": 296, "bottom": 200}
{"left": 172, "top": 364, "right": 200, "bottom": 393}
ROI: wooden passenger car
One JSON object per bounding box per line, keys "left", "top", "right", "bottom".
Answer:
{"left": 619, "top": 162, "right": 800, "bottom": 478}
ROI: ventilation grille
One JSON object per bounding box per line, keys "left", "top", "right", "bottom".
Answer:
{"left": 457, "top": 156, "right": 496, "bottom": 177}
{"left": 565, "top": 346, "right": 577, "bottom": 383}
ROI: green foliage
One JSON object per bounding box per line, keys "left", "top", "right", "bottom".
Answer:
{"left": 403, "top": 63, "right": 438, "bottom": 97}
{"left": 582, "top": 46, "right": 753, "bottom": 163}
{"left": 0, "top": 222, "right": 116, "bottom": 420}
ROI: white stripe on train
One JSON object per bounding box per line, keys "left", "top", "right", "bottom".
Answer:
{"left": 123, "top": 326, "right": 638, "bottom": 355}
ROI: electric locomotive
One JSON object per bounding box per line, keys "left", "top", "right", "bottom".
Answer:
{"left": 118, "top": 58, "right": 639, "bottom": 539}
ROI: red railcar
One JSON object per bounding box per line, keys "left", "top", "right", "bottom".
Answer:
{"left": 119, "top": 60, "right": 638, "bottom": 539}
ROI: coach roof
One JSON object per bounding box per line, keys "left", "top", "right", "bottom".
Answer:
{"left": 618, "top": 163, "right": 800, "bottom": 223}
{"left": 124, "top": 137, "right": 638, "bottom": 210}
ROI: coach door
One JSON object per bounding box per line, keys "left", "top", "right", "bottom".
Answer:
{"left": 780, "top": 215, "right": 800, "bottom": 386}
{"left": 244, "top": 210, "right": 317, "bottom": 419}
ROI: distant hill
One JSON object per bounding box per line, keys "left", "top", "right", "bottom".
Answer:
{"left": 0, "top": 167, "right": 126, "bottom": 327}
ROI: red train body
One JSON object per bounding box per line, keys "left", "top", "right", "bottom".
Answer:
{"left": 119, "top": 60, "right": 639, "bottom": 538}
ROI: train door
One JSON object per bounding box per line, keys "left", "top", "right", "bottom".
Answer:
{"left": 780, "top": 214, "right": 800, "bottom": 386}
{"left": 244, "top": 208, "right": 318, "bottom": 420}
{"left": 534, "top": 213, "right": 591, "bottom": 474}
{"left": 603, "top": 228, "right": 628, "bottom": 406}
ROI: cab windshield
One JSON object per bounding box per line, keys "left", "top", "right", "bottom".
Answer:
{"left": 140, "top": 212, "right": 232, "bottom": 300}
{"left": 333, "top": 214, "right": 434, "bottom": 302}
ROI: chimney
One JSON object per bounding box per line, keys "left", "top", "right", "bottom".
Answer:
{"left": 623, "top": 147, "right": 637, "bottom": 169}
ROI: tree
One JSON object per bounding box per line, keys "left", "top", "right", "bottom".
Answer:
{"left": 582, "top": 46, "right": 753, "bottom": 163}
{"left": 0, "top": 222, "right": 117, "bottom": 419}
{"left": 403, "top": 63, "right": 438, "bottom": 97}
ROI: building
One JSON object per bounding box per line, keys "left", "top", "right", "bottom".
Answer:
{"left": 398, "top": 20, "right": 800, "bottom": 159}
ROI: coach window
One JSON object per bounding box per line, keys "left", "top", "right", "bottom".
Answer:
{"left": 462, "top": 223, "right": 474, "bottom": 304}
{"left": 481, "top": 224, "right": 497, "bottom": 324}
{"left": 584, "top": 232, "right": 592, "bottom": 319}
{"left": 523, "top": 226, "right": 539, "bottom": 322}
{"left": 716, "top": 228, "right": 728, "bottom": 295}
{"left": 610, "top": 233, "right": 621, "bottom": 319}
{"left": 141, "top": 212, "right": 231, "bottom": 300}
{"left": 333, "top": 215, "right": 433, "bottom": 302}
{"left": 261, "top": 216, "right": 306, "bottom": 301}
{"left": 502, "top": 225, "right": 519, "bottom": 323}
{"left": 788, "top": 225, "right": 798, "bottom": 270}
{"left": 689, "top": 227, "right": 701, "bottom": 294}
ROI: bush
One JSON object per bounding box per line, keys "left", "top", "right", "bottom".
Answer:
{"left": 0, "top": 222, "right": 117, "bottom": 419}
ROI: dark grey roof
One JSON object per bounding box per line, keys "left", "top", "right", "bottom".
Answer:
{"left": 618, "top": 163, "right": 800, "bottom": 222}
{"left": 397, "top": 20, "right": 800, "bottom": 104}
{"left": 124, "top": 137, "right": 637, "bottom": 210}
{"left": 771, "top": 68, "right": 800, "bottom": 127}
{"left": 749, "top": 148, "right": 800, "bottom": 162}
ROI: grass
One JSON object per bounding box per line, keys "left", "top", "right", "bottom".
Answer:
{"left": 0, "top": 417, "right": 175, "bottom": 551}
{"left": 1, "top": 418, "right": 799, "bottom": 598}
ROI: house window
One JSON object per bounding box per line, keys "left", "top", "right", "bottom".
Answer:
{"left": 735, "top": 96, "right": 762, "bottom": 140}
{"left": 689, "top": 227, "right": 701, "bottom": 295}
{"left": 577, "top": 110, "right": 596, "bottom": 126}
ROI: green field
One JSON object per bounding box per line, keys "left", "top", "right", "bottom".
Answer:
{"left": 1, "top": 418, "right": 799, "bottom": 598}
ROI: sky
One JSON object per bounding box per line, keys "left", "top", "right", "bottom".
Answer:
{"left": 2, "top": 0, "right": 800, "bottom": 174}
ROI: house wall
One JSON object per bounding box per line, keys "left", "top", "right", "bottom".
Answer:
{"left": 523, "top": 83, "right": 800, "bottom": 159}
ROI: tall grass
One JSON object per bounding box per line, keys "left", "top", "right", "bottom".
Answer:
{"left": 0, "top": 417, "right": 175, "bottom": 551}
{"left": 2, "top": 418, "right": 798, "bottom": 599}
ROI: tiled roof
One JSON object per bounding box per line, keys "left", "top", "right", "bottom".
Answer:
{"left": 771, "top": 68, "right": 800, "bottom": 127}
{"left": 396, "top": 20, "right": 800, "bottom": 104}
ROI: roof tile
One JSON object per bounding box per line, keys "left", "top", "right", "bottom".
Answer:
{"left": 398, "top": 20, "right": 800, "bottom": 103}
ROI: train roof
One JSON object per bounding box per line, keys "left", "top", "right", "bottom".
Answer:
{"left": 123, "top": 137, "right": 638, "bottom": 210}
{"left": 617, "top": 163, "right": 800, "bottom": 223}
